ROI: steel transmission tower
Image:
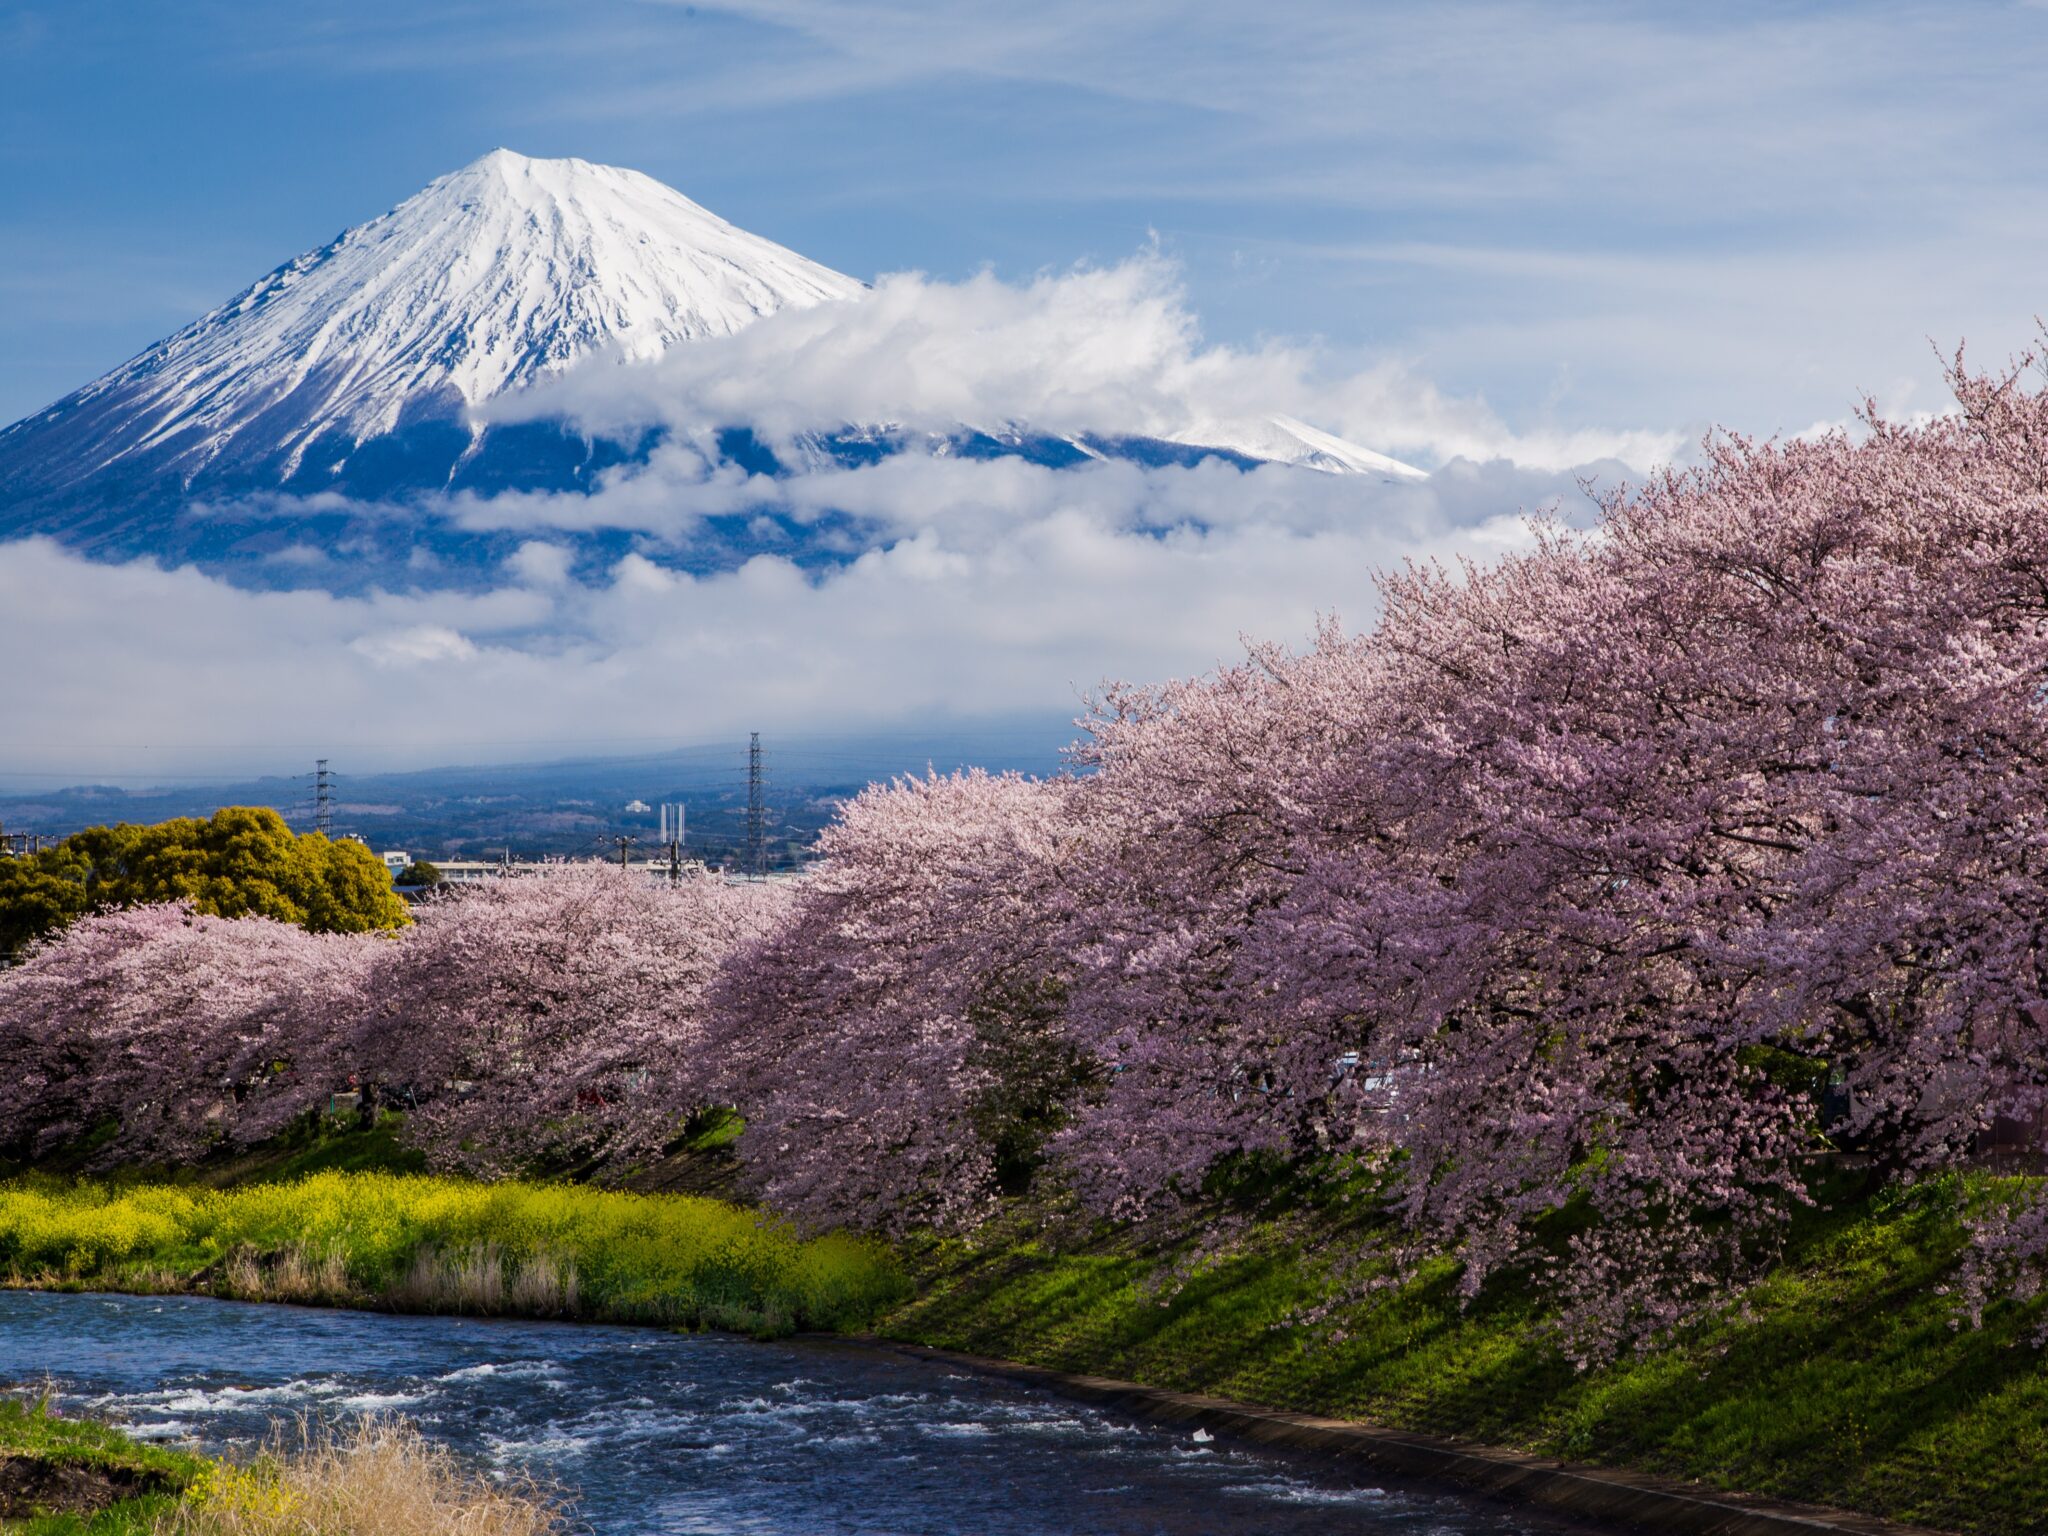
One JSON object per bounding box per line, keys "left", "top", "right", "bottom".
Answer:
{"left": 745, "top": 732, "right": 766, "bottom": 875}
{"left": 314, "top": 759, "right": 335, "bottom": 836}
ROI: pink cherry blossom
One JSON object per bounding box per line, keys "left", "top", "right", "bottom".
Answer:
{"left": 0, "top": 903, "right": 378, "bottom": 1164}
{"left": 360, "top": 864, "right": 789, "bottom": 1176}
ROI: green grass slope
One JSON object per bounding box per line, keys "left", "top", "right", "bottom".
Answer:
{"left": 878, "top": 1176, "right": 2048, "bottom": 1536}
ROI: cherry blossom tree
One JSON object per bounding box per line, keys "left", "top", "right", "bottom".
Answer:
{"left": 0, "top": 903, "right": 378, "bottom": 1164}
{"left": 704, "top": 351, "right": 2048, "bottom": 1354}
{"left": 705, "top": 770, "right": 1086, "bottom": 1232}
{"left": 1035, "top": 354, "right": 2048, "bottom": 1351}
{"left": 361, "top": 864, "right": 786, "bottom": 1176}
{"left": 11, "top": 350, "right": 2048, "bottom": 1356}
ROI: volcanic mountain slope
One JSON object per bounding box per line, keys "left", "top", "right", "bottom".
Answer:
{"left": 0, "top": 152, "right": 863, "bottom": 523}
{"left": 0, "top": 150, "right": 1423, "bottom": 579}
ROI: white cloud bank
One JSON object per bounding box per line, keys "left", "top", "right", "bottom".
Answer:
{"left": 0, "top": 458, "right": 1578, "bottom": 780}
{"left": 485, "top": 255, "right": 1682, "bottom": 477}
{"left": 4, "top": 255, "right": 1665, "bottom": 783}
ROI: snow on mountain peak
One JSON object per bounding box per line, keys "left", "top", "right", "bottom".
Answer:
{"left": 43, "top": 150, "right": 865, "bottom": 481}
{"left": 1180, "top": 415, "right": 1428, "bottom": 480}
{"left": 0, "top": 148, "right": 1428, "bottom": 549}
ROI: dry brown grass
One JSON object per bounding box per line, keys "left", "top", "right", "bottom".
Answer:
{"left": 506, "top": 1250, "right": 579, "bottom": 1316}
{"left": 386, "top": 1244, "right": 579, "bottom": 1317}
{"left": 219, "top": 1243, "right": 355, "bottom": 1306}
{"left": 160, "top": 1420, "right": 562, "bottom": 1536}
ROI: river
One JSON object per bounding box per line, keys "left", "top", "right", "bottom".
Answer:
{"left": 0, "top": 1290, "right": 1611, "bottom": 1536}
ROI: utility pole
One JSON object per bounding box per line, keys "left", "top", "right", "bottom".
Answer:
{"left": 746, "top": 732, "right": 766, "bottom": 876}
{"left": 660, "top": 802, "right": 686, "bottom": 885}
{"left": 314, "top": 759, "right": 335, "bottom": 836}
{"left": 614, "top": 834, "right": 637, "bottom": 869}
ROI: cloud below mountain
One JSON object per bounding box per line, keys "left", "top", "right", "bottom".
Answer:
{"left": 0, "top": 189, "right": 1673, "bottom": 785}
{"left": 0, "top": 454, "right": 1576, "bottom": 782}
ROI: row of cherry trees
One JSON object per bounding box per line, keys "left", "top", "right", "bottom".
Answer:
{"left": 710, "top": 358, "right": 2048, "bottom": 1348}
{"left": 0, "top": 867, "right": 787, "bottom": 1176}
{"left": 4, "top": 357, "right": 2047, "bottom": 1351}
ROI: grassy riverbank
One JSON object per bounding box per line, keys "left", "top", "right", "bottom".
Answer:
{"left": 876, "top": 1173, "right": 2048, "bottom": 1536}
{"left": 8, "top": 1148, "right": 2043, "bottom": 1535}
{"left": 0, "top": 1397, "right": 560, "bottom": 1536}
{"left": 0, "top": 1172, "right": 906, "bottom": 1336}
{"left": 0, "top": 1389, "right": 201, "bottom": 1534}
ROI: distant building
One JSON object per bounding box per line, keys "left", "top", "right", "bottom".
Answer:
{"left": 433, "top": 860, "right": 516, "bottom": 885}
{"left": 628, "top": 857, "right": 711, "bottom": 886}
{"left": 624, "top": 798, "right": 651, "bottom": 813}
{"left": 381, "top": 854, "right": 749, "bottom": 891}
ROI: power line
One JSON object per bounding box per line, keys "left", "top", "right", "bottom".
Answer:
{"left": 314, "top": 759, "right": 335, "bottom": 837}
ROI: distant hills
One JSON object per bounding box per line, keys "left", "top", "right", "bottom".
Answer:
{"left": 0, "top": 721, "right": 1076, "bottom": 865}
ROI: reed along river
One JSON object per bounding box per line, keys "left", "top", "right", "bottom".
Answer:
{"left": 0, "top": 1290, "right": 1614, "bottom": 1536}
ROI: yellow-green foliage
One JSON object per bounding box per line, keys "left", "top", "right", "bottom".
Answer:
{"left": 0, "top": 806, "right": 409, "bottom": 956}
{"left": 0, "top": 1172, "right": 905, "bottom": 1335}
{"left": 184, "top": 1460, "right": 302, "bottom": 1525}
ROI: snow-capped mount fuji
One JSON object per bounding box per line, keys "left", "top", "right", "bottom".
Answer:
{"left": 0, "top": 151, "right": 863, "bottom": 510}
{"left": 0, "top": 150, "right": 1424, "bottom": 581}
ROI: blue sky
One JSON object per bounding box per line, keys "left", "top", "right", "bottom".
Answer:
{"left": 9, "top": 1, "right": 2048, "bottom": 444}
{"left": 10, "top": 1, "right": 2048, "bottom": 784}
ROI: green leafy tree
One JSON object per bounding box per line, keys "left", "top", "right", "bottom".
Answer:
{"left": 0, "top": 807, "right": 409, "bottom": 956}
{"left": 0, "top": 851, "right": 93, "bottom": 957}
{"left": 401, "top": 860, "right": 443, "bottom": 886}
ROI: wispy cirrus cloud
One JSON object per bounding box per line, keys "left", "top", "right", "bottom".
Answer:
{"left": 575, "top": 1, "right": 2048, "bottom": 438}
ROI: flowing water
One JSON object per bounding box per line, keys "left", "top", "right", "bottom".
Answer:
{"left": 0, "top": 1290, "right": 1610, "bottom": 1536}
